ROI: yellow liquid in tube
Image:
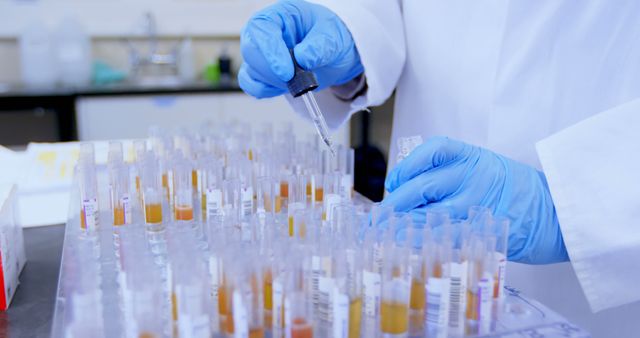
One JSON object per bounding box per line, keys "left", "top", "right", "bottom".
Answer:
{"left": 145, "top": 203, "right": 163, "bottom": 224}
{"left": 175, "top": 205, "right": 194, "bottom": 221}
{"left": 113, "top": 205, "right": 125, "bottom": 226}
{"left": 349, "top": 298, "right": 362, "bottom": 338}
{"left": 380, "top": 301, "right": 409, "bottom": 334}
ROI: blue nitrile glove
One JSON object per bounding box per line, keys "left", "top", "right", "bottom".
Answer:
{"left": 239, "top": 0, "right": 364, "bottom": 98}
{"left": 381, "top": 136, "right": 569, "bottom": 265}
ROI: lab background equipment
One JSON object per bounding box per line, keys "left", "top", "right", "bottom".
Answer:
{"left": 51, "top": 124, "right": 588, "bottom": 338}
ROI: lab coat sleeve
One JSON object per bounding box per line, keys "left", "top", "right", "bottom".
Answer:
{"left": 536, "top": 97, "right": 640, "bottom": 312}
{"left": 285, "top": 0, "right": 406, "bottom": 130}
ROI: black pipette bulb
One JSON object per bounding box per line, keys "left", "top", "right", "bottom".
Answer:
{"left": 287, "top": 49, "right": 319, "bottom": 97}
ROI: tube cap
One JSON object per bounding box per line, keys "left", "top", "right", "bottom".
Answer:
{"left": 287, "top": 49, "right": 319, "bottom": 97}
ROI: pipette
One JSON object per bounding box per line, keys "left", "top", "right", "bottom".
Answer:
{"left": 287, "top": 49, "right": 337, "bottom": 157}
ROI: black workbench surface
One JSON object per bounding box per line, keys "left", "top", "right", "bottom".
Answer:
{"left": 1, "top": 225, "right": 64, "bottom": 338}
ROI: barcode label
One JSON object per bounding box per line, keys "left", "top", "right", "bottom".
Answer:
{"left": 373, "top": 244, "right": 384, "bottom": 273}
{"left": 233, "top": 290, "right": 249, "bottom": 338}
{"left": 363, "top": 270, "right": 381, "bottom": 317}
{"left": 426, "top": 277, "right": 451, "bottom": 333}
{"left": 312, "top": 256, "right": 321, "bottom": 310}
{"left": 121, "top": 195, "right": 131, "bottom": 224}
{"left": 332, "top": 291, "right": 349, "bottom": 338}
{"left": 318, "top": 277, "right": 335, "bottom": 323}
{"left": 273, "top": 279, "right": 284, "bottom": 329}
{"left": 82, "top": 198, "right": 99, "bottom": 231}
{"left": 206, "top": 189, "right": 222, "bottom": 219}
{"left": 478, "top": 272, "right": 493, "bottom": 329}
{"left": 448, "top": 261, "right": 468, "bottom": 333}
{"left": 241, "top": 187, "right": 253, "bottom": 217}
{"left": 208, "top": 256, "right": 221, "bottom": 332}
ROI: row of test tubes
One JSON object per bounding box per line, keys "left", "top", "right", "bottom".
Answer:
{"left": 65, "top": 123, "right": 509, "bottom": 338}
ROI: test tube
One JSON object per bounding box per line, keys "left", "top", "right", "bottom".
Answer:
{"left": 332, "top": 242, "right": 363, "bottom": 338}
{"left": 78, "top": 144, "right": 99, "bottom": 232}
{"left": 288, "top": 175, "right": 307, "bottom": 237}
{"left": 140, "top": 154, "right": 164, "bottom": 230}
{"left": 491, "top": 217, "right": 509, "bottom": 300}
{"left": 230, "top": 251, "right": 265, "bottom": 338}
{"left": 378, "top": 213, "right": 412, "bottom": 337}
{"left": 322, "top": 172, "right": 342, "bottom": 222}
{"left": 173, "top": 161, "right": 194, "bottom": 222}
{"left": 201, "top": 158, "right": 224, "bottom": 223}
{"left": 109, "top": 162, "right": 132, "bottom": 226}
{"left": 424, "top": 215, "right": 453, "bottom": 338}
{"left": 465, "top": 234, "right": 493, "bottom": 335}
{"left": 133, "top": 139, "right": 146, "bottom": 199}
{"left": 338, "top": 148, "right": 355, "bottom": 201}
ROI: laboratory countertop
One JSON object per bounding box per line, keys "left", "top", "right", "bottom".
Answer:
{"left": 2, "top": 224, "right": 65, "bottom": 338}
{"left": 0, "top": 81, "right": 242, "bottom": 100}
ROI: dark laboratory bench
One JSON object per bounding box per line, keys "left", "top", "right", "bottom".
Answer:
{"left": 0, "top": 82, "right": 242, "bottom": 142}
{"left": 1, "top": 225, "right": 64, "bottom": 338}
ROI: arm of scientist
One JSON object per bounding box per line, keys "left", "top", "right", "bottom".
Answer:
{"left": 380, "top": 97, "right": 640, "bottom": 312}
{"left": 536, "top": 97, "right": 640, "bottom": 312}
{"left": 239, "top": 0, "right": 405, "bottom": 129}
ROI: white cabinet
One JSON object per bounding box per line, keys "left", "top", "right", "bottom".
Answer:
{"left": 76, "top": 92, "right": 349, "bottom": 145}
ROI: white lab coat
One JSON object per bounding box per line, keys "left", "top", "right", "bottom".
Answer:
{"left": 287, "top": 0, "right": 640, "bottom": 336}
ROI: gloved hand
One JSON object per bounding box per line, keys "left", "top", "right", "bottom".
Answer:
{"left": 239, "top": 0, "right": 364, "bottom": 98}
{"left": 381, "top": 136, "right": 569, "bottom": 264}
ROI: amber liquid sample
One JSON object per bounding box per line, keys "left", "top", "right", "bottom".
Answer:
{"left": 175, "top": 205, "right": 194, "bottom": 221}
{"left": 80, "top": 209, "right": 87, "bottom": 229}
{"left": 410, "top": 278, "right": 425, "bottom": 310}
{"left": 315, "top": 188, "right": 323, "bottom": 203}
{"left": 138, "top": 332, "right": 155, "bottom": 338}
{"left": 306, "top": 183, "right": 313, "bottom": 199}
{"left": 113, "top": 205, "right": 125, "bottom": 226}
{"left": 162, "top": 174, "right": 170, "bottom": 201}
{"left": 493, "top": 273, "right": 500, "bottom": 298}
{"left": 280, "top": 182, "right": 289, "bottom": 198}
{"left": 219, "top": 286, "right": 234, "bottom": 334}
{"left": 136, "top": 176, "right": 141, "bottom": 192}
{"left": 248, "top": 149, "right": 254, "bottom": 161}
{"left": 349, "top": 298, "right": 362, "bottom": 338}
{"left": 380, "top": 301, "right": 409, "bottom": 334}
{"left": 264, "top": 270, "right": 273, "bottom": 310}
{"left": 145, "top": 203, "right": 163, "bottom": 224}
{"left": 171, "top": 292, "right": 178, "bottom": 321}
{"left": 289, "top": 216, "right": 295, "bottom": 237}
{"left": 466, "top": 289, "right": 479, "bottom": 321}
{"left": 201, "top": 193, "right": 207, "bottom": 221}
{"left": 249, "top": 327, "right": 264, "bottom": 338}
{"left": 291, "top": 318, "right": 313, "bottom": 338}
{"left": 275, "top": 196, "right": 283, "bottom": 213}
{"left": 192, "top": 170, "right": 198, "bottom": 188}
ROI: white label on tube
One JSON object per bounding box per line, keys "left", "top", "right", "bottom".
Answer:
{"left": 284, "top": 296, "right": 292, "bottom": 338}
{"left": 363, "top": 270, "right": 381, "bottom": 317}
{"left": 332, "top": 291, "right": 349, "bottom": 338}
{"left": 168, "top": 170, "right": 174, "bottom": 203}
{"left": 426, "top": 277, "right": 451, "bottom": 331}
{"left": 319, "top": 277, "right": 335, "bottom": 323}
{"left": 208, "top": 256, "right": 220, "bottom": 331}
{"left": 312, "top": 256, "right": 321, "bottom": 308}
{"left": 206, "top": 188, "right": 222, "bottom": 218}
{"left": 340, "top": 174, "right": 352, "bottom": 201}
{"left": 232, "top": 290, "right": 249, "bottom": 338}
{"left": 241, "top": 186, "right": 253, "bottom": 217}
{"left": 121, "top": 195, "right": 131, "bottom": 224}
{"left": 324, "top": 193, "right": 341, "bottom": 222}
{"left": 273, "top": 279, "right": 284, "bottom": 329}
{"left": 448, "top": 261, "right": 468, "bottom": 333}
{"left": 496, "top": 253, "right": 506, "bottom": 299}
{"left": 82, "top": 198, "right": 98, "bottom": 230}
{"left": 478, "top": 272, "right": 493, "bottom": 329}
